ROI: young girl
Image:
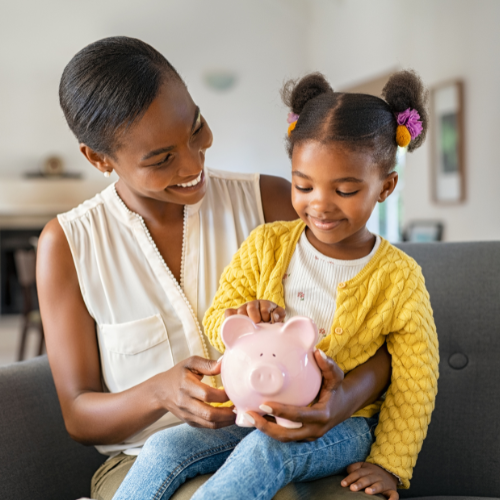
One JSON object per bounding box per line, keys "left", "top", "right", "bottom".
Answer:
{"left": 113, "top": 70, "right": 438, "bottom": 500}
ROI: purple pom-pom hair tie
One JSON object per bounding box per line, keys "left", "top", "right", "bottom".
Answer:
{"left": 396, "top": 108, "right": 423, "bottom": 140}
{"left": 287, "top": 112, "right": 299, "bottom": 124}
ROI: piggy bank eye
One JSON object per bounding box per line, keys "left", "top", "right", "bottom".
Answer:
{"left": 260, "top": 353, "right": 263, "bottom": 356}
{"left": 272, "top": 354, "right": 276, "bottom": 357}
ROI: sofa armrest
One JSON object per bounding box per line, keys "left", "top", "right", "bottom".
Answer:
{"left": 0, "top": 355, "right": 106, "bottom": 500}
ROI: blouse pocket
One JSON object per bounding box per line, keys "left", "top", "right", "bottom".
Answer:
{"left": 99, "top": 314, "right": 174, "bottom": 392}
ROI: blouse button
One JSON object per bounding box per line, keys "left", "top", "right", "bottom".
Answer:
{"left": 338, "top": 282, "right": 346, "bottom": 289}
{"left": 335, "top": 327, "right": 343, "bottom": 335}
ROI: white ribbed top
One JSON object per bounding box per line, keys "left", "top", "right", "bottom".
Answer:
{"left": 284, "top": 232, "right": 380, "bottom": 339}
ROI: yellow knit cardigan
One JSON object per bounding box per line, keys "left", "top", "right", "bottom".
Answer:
{"left": 203, "top": 220, "right": 439, "bottom": 488}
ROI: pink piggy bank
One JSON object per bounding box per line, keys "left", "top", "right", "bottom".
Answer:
{"left": 220, "top": 314, "right": 322, "bottom": 428}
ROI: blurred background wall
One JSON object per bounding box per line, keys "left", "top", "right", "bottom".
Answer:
{"left": 0, "top": 0, "right": 309, "bottom": 183}
{"left": 0, "top": 0, "right": 499, "bottom": 241}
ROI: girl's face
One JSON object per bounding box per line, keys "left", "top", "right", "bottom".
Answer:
{"left": 81, "top": 80, "right": 213, "bottom": 207}
{"left": 291, "top": 141, "right": 397, "bottom": 258}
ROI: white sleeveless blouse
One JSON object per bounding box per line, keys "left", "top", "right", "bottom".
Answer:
{"left": 57, "top": 169, "right": 264, "bottom": 456}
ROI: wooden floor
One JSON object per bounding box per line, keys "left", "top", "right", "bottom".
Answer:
{"left": 0, "top": 315, "right": 41, "bottom": 367}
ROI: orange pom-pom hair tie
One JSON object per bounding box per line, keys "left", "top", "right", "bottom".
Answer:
{"left": 396, "top": 125, "right": 412, "bottom": 148}
{"left": 287, "top": 112, "right": 299, "bottom": 137}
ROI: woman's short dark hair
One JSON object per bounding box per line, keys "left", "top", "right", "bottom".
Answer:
{"left": 59, "top": 36, "right": 184, "bottom": 156}
{"left": 281, "top": 70, "right": 429, "bottom": 174}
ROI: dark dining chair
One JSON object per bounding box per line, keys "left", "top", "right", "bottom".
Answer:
{"left": 14, "top": 248, "right": 44, "bottom": 361}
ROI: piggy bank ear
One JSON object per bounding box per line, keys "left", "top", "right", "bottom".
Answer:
{"left": 280, "top": 316, "right": 318, "bottom": 350}
{"left": 221, "top": 314, "right": 257, "bottom": 349}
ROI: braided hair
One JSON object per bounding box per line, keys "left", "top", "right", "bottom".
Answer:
{"left": 281, "top": 70, "right": 428, "bottom": 174}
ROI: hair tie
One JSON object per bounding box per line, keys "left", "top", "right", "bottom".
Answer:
{"left": 287, "top": 112, "right": 299, "bottom": 136}
{"left": 396, "top": 108, "right": 423, "bottom": 147}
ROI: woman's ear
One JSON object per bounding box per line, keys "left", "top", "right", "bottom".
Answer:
{"left": 79, "top": 144, "right": 114, "bottom": 175}
{"left": 378, "top": 171, "right": 398, "bottom": 203}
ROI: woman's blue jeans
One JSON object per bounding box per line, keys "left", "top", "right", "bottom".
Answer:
{"left": 113, "top": 415, "right": 378, "bottom": 500}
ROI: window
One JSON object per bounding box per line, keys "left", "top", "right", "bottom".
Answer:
{"left": 366, "top": 147, "right": 406, "bottom": 242}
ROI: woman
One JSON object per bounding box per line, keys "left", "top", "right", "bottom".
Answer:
{"left": 37, "top": 36, "right": 391, "bottom": 500}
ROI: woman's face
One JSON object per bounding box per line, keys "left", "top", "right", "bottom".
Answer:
{"left": 291, "top": 141, "right": 397, "bottom": 256}
{"left": 86, "top": 80, "right": 213, "bottom": 206}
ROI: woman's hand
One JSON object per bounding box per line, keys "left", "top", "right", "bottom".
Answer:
{"left": 224, "top": 300, "right": 285, "bottom": 324}
{"left": 245, "top": 349, "right": 347, "bottom": 442}
{"left": 160, "top": 356, "right": 236, "bottom": 429}
{"left": 341, "top": 462, "right": 399, "bottom": 500}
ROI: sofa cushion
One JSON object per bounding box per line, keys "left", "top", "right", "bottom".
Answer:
{"left": 396, "top": 242, "right": 500, "bottom": 498}
{"left": 0, "top": 355, "right": 106, "bottom": 500}
{"left": 2, "top": 241, "right": 500, "bottom": 499}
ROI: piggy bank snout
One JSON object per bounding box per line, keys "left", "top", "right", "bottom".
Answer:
{"left": 249, "top": 364, "right": 284, "bottom": 395}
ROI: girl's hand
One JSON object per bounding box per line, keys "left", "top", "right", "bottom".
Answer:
{"left": 245, "top": 349, "right": 346, "bottom": 442}
{"left": 224, "top": 300, "right": 286, "bottom": 324}
{"left": 341, "top": 462, "right": 399, "bottom": 500}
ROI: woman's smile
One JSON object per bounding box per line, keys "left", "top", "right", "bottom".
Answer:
{"left": 168, "top": 169, "right": 205, "bottom": 193}
{"left": 175, "top": 170, "right": 203, "bottom": 188}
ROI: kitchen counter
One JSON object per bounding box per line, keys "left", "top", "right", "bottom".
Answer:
{"left": 0, "top": 176, "right": 112, "bottom": 228}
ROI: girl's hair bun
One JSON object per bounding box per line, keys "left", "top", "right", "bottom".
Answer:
{"left": 281, "top": 72, "right": 333, "bottom": 115}
{"left": 382, "top": 70, "right": 429, "bottom": 152}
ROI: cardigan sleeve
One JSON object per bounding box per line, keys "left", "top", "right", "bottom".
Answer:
{"left": 365, "top": 266, "right": 439, "bottom": 489}
{"left": 202, "top": 225, "right": 264, "bottom": 353}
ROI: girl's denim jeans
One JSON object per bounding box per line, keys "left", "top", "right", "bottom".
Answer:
{"left": 113, "top": 415, "right": 378, "bottom": 500}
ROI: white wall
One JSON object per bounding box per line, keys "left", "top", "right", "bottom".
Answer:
{"left": 0, "top": 0, "right": 309, "bottom": 184}
{"left": 308, "top": 0, "right": 500, "bottom": 242}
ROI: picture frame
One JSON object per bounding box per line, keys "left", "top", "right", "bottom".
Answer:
{"left": 430, "top": 80, "right": 465, "bottom": 204}
{"left": 404, "top": 221, "right": 444, "bottom": 243}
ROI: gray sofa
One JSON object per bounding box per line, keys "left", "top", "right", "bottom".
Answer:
{"left": 1, "top": 242, "right": 499, "bottom": 500}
